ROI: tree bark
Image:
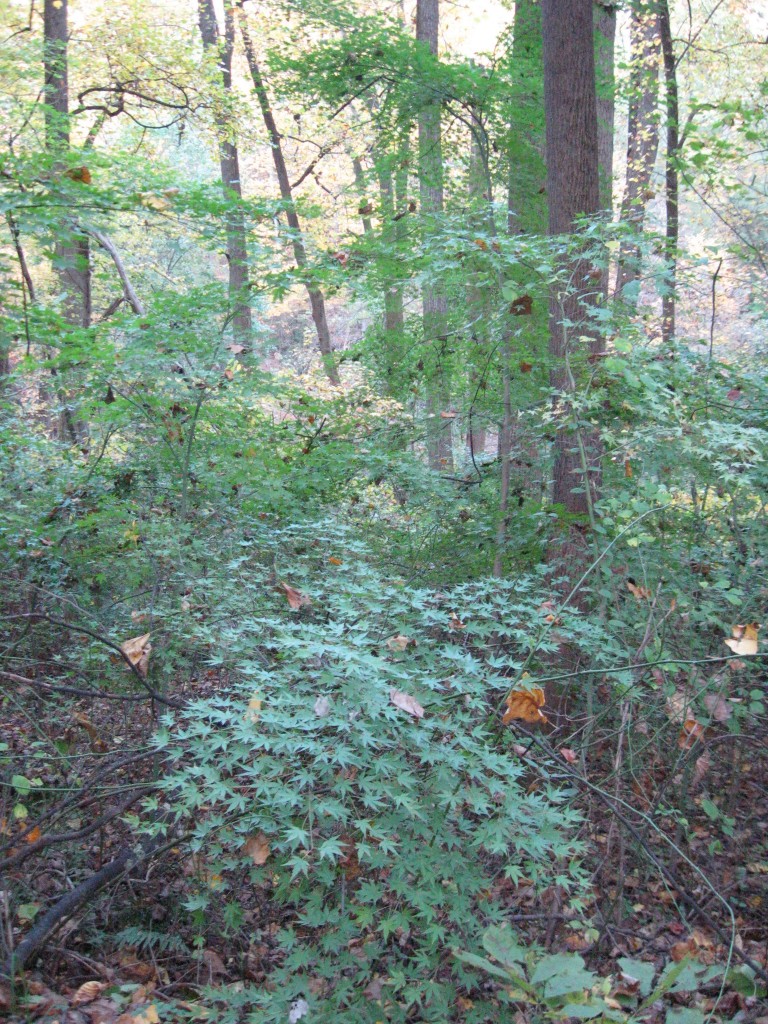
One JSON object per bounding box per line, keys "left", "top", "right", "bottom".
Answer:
{"left": 542, "top": 0, "right": 601, "bottom": 520}
{"left": 44, "top": 0, "right": 90, "bottom": 445}
{"left": 237, "top": 5, "right": 338, "bottom": 383}
{"left": 615, "top": 1, "right": 661, "bottom": 302}
{"left": 417, "top": 0, "right": 451, "bottom": 470}
{"left": 197, "top": 0, "right": 252, "bottom": 350}
{"left": 659, "top": 0, "right": 679, "bottom": 343}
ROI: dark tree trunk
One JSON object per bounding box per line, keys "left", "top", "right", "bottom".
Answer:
{"left": 542, "top": 0, "right": 601, "bottom": 519}
{"left": 44, "top": 0, "right": 90, "bottom": 445}
{"left": 659, "top": 0, "right": 679, "bottom": 343}
{"left": 417, "top": 0, "right": 451, "bottom": 470}
{"left": 197, "top": 0, "right": 252, "bottom": 350}
{"left": 615, "top": 1, "right": 661, "bottom": 302}
{"left": 507, "top": 0, "right": 545, "bottom": 235}
{"left": 238, "top": 6, "right": 338, "bottom": 383}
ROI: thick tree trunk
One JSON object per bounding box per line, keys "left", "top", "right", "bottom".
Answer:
{"left": 238, "top": 7, "right": 338, "bottom": 383}
{"left": 417, "top": 0, "right": 451, "bottom": 470}
{"left": 615, "top": 2, "right": 661, "bottom": 302}
{"left": 542, "top": 0, "right": 601, "bottom": 520}
{"left": 197, "top": 0, "right": 252, "bottom": 350}
{"left": 44, "top": 0, "right": 90, "bottom": 445}
{"left": 659, "top": 0, "right": 679, "bottom": 343}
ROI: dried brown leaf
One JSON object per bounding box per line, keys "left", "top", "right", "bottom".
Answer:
{"left": 389, "top": 688, "right": 424, "bottom": 719}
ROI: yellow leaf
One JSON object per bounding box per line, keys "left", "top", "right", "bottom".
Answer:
{"left": 389, "top": 688, "right": 424, "bottom": 719}
{"left": 120, "top": 633, "right": 151, "bottom": 678}
{"left": 328, "top": 556, "right": 343, "bottom": 565}
{"left": 244, "top": 693, "right": 262, "bottom": 725}
{"left": 71, "top": 981, "right": 105, "bottom": 1006}
{"left": 243, "top": 833, "right": 271, "bottom": 865}
{"left": 626, "top": 578, "right": 651, "bottom": 601}
{"left": 385, "top": 635, "right": 415, "bottom": 652}
{"left": 502, "top": 687, "right": 548, "bottom": 725}
{"left": 724, "top": 622, "right": 759, "bottom": 656}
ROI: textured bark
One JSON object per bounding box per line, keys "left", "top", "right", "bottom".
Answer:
{"left": 44, "top": 0, "right": 90, "bottom": 445}
{"left": 507, "top": 0, "right": 545, "bottom": 235}
{"left": 659, "top": 0, "right": 679, "bottom": 342}
{"left": 542, "top": 0, "right": 601, "bottom": 518}
{"left": 197, "top": 0, "right": 252, "bottom": 349}
{"left": 238, "top": 6, "right": 338, "bottom": 382}
{"left": 615, "top": 2, "right": 661, "bottom": 301}
{"left": 417, "top": 0, "right": 451, "bottom": 469}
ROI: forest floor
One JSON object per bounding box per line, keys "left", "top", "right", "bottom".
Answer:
{"left": 2, "top": 659, "right": 767, "bottom": 1023}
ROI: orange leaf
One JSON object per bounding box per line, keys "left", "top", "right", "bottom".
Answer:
{"left": 626, "top": 578, "right": 651, "bottom": 601}
{"left": 448, "top": 613, "right": 466, "bottom": 631}
{"left": 678, "top": 719, "right": 705, "bottom": 750}
{"left": 503, "top": 687, "right": 548, "bottom": 726}
{"left": 624, "top": 459, "right": 633, "bottom": 478}
{"left": 328, "top": 556, "right": 342, "bottom": 565}
{"left": 278, "top": 581, "right": 312, "bottom": 610}
{"left": 519, "top": 361, "right": 533, "bottom": 373}
{"left": 243, "top": 833, "right": 271, "bottom": 865}
{"left": 474, "top": 238, "right": 488, "bottom": 251}
{"left": 724, "top": 622, "right": 759, "bottom": 656}
{"left": 25, "top": 825, "right": 42, "bottom": 844}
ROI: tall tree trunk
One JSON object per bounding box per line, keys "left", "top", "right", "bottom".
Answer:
{"left": 237, "top": 5, "right": 338, "bottom": 383}
{"left": 197, "top": 0, "right": 252, "bottom": 350}
{"left": 542, "top": 0, "right": 601, "bottom": 521}
{"left": 44, "top": 0, "right": 90, "bottom": 445}
{"left": 594, "top": 3, "right": 616, "bottom": 212}
{"left": 417, "top": 0, "right": 451, "bottom": 470}
{"left": 466, "top": 120, "right": 489, "bottom": 461}
{"left": 615, "top": 1, "right": 661, "bottom": 302}
{"left": 659, "top": 0, "right": 679, "bottom": 343}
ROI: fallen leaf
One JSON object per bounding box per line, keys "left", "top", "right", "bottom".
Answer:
{"left": 71, "top": 981, "right": 105, "bottom": 1006}
{"left": 278, "top": 581, "right": 312, "bottom": 610}
{"left": 385, "top": 635, "right": 416, "bottom": 652}
{"left": 201, "top": 949, "right": 227, "bottom": 977}
{"left": 243, "top": 833, "right": 271, "bottom": 865}
{"left": 510, "top": 294, "right": 533, "bottom": 316}
{"left": 244, "top": 693, "right": 262, "bottom": 724}
{"left": 65, "top": 166, "right": 91, "bottom": 184}
{"left": 389, "top": 688, "right": 424, "bottom": 719}
{"left": 503, "top": 688, "right": 548, "bottom": 726}
{"left": 624, "top": 459, "right": 633, "bottom": 478}
{"left": 313, "top": 695, "right": 331, "bottom": 717}
{"left": 448, "top": 613, "right": 465, "bottom": 631}
{"left": 692, "top": 751, "right": 711, "bottom": 787}
{"left": 725, "top": 623, "right": 759, "bottom": 656}
{"left": 328, "top": 556, "right": 342, "bottom": 565}
{"left": 703, "top": 693, "right": 732, "bottom": 723}
{"left": 25, "top": 825, "right": 42, "bottom": 844}
{"left": 678, "top": 719, "right": 705, "bottom": 750}
{"left": 626, "top": 578, "right": 651, "bottom": 601}
{"left": 120, "top": 633, "right": 151, "bottom": 678}
{"left": 518, "top": 361, "right": 533, "bottom": 373}
{"left": 559, "top": 747, "right": 577, "bottom": 764}
{"left": 474, "top": 238, "right": 488, "bottom": 251}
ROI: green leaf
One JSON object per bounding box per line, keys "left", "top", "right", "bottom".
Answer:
{"left": 482, "top": 925, "right": 526, "bottom": 967}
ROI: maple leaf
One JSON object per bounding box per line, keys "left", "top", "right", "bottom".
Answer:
{"left": 278, "top": 580, "right": 312, "bottom": 610}
{"left": 389, "top": 688, "right": 424, "bottom": 719}
{"left": 502, "top": 687, "right": 548, "bottom": 725}
{"left": 724, "top": 622, "right": 759, "bottom": 656}
{"left": 120, "top": 633, "right": 151, "bottom": 678}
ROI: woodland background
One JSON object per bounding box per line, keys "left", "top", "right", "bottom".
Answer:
{"left": 0, "top": 1, "right": 767, "bottom": 1022}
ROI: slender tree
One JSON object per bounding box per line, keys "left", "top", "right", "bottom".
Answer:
{"left": 615, "top": 1, "right": 661, "bottom": 301}
{"left": 44, "top": 0, "right": 90, "bottom": 444}
{"left": 197, "top": 0, "right": 252, "bottom": 350}
{"left": 541, "top": 0, "right": 601, "bottom": 521}
{"left": 659, "top": 0, "right": 679, "bottom": 342}
{"left": 237, "top": 3, "right": 338, "bottom": 383}
{"left": 417, "top": 0, "right": 451, "bottom": 469}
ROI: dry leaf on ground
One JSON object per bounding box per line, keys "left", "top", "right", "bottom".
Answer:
{"left": 725, "top": 622, "right": 759, "bottom": 656}
{"left": 389, "top": 688, "right": 425, "bottom": 719}
{"left": 503, "top": 687, "right": 548, "bottom": 725}
{"left": 278, "top": 580, "right": 312, "bottom": 610}
{"left": 120, "top": 633, "right": 151, "bottom": 678}
{"left": 243, "top": 833, "right": 271, "bottom": 865}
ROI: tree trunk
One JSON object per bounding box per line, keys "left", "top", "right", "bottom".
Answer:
{"left": 44, "top": 0, "right": 90, "bottom": 445}
{"left": 659, "top": 0, "right": 679, "bottom": 343}
{"left": 542, "top": 0, "right": 601, "bottom": 520}
{"left": 238, "top": 6, "right": 338, "bottom": 383}
{"left": 615, "top": 1, "right": 661, "bottom": 302}
{"left": 594, "top": 3, "right": 616, "bottom": 212}
{"left": 417, "top": 0, "right": 451, "bottom": 470}
{"left": 197, "top": 0, "right": 252, "bottom": 350}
